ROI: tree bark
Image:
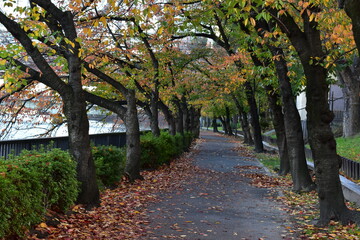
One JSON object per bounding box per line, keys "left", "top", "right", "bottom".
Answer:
{"left": 337, "top": 62, "right": 360, "bottom": 137}
{"left": 173, "top": 98, "right": 184, "bottom": 135}
{"left": 124, "top": 89, "right": 143, "bottom": 181}
{"left": 181, "top": 96, "right": 190, "bottom": 132}
{"left": 225, "top": 106, "right": 234, "bottom": 136}
{"left": 212, "top": 118, "right": 218, "bottom": 132}
{"left": 231, "top": 94, "right": 253, "bottom": 144}
{"left": 190, "top": 107, "right": 201, "bottom": 138}
{"left": 241, "top": 111, "right": 254, "bottom": 145}
{"left": 343, "top": 1, "right": 360, "bottom": 55}
{"left": 63, "top": 93, "right": 100, "bottom": 207}
{"left": 253, "top": 16, "right": 314, "bottom": 189}
{"left": 243, "top": 81, "right": 263, "bottom": 152}
{"left": 150, "top": 93, "right": 161, "bottom": 137}
{"left": 269, "top": 45, "right": 314, "bottom": 189}
{"left": 158, "top": 100, "right": 176, "bottom": 135}
{"left": 265, "top": 86, "right": 290, "bottom": 176}
{"left": 219, "top": 116, "right": 228, "bottom": 134}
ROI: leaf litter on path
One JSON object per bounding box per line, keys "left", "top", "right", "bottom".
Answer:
{"left": 28, "top": 134, "right": 360, "bottom": 240}
{"left": 28, "top": 140, "right": 206, "bottom": 240}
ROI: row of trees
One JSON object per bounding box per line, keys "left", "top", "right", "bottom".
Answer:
{"left": 0, "top": 0, "right": 204, "bottom": 208}
{"left": 168, "top": 0, "right": 360, "bottom": 226}
{"left": 1, "top": 0, "right": 360, "bottom": 227}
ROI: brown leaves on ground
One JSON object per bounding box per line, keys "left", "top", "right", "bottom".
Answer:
{"left": 28, "top": 136, "right": 360, "bottom": 240}
{"left": 277, "top": 190, "right": 360, "bottom": 239}
{"left": 240, "top": 155, "right": 360, "bottom": 239}
{"left": 241, "top": 172, "right": 293, "bottom": 189}
{"left": 232, "top": 144, "right": 255, "bottom": 158}
{"left": 28, "top": 144, "right": 204, "bottom": 240}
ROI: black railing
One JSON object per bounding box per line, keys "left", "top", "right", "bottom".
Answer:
{"left": 304, "top": 147, "right": 360, "bottom": 180}
{"left": 340, "top": 156, "right": 360, "bottom": 180}
{"left": 0, "top": 132, "right": 127, "bottom": 158}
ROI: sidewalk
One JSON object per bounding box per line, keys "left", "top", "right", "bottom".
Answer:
{"left": 145, "top": 131, "right": 295, "bottom": 240}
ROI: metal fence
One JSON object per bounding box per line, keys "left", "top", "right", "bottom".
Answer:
{"left": 303, "top": 144, "right": 360, "bottom": 180}
{"left": 263, "top": 135, "right": 360, "bottom": 180}
{"left": 339, "top": 156, "right": 360, "bottom": 180}
{"left": 0, "top": 132, "right": 127, "bottom": 158}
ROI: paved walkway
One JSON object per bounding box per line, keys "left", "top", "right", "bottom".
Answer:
{"left": 145, "top": 131, "right": 295, "bottom": 240}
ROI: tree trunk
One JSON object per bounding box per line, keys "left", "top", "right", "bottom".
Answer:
{"left": 337, "top": 62, "right": 360, "bottom": 137}
{"left": 306, "top": 64, "right": 351, "bottom": 225}
{"left": 241, "top": 111, "right": 254, "bottom": 145}
{"left": 231, "top": 94, "right": 253, "bottom": 145}
{"left": 124, "top": 89, "right": 142, "bottom": 181}
{"left": 173, "top": 99, "right": 184, "bottom": 135}
{"left": 219, "top": 117, "right": 228, "bottom": 134}
{"left": 189, "top": 106, "right": 195, "bottom": 134}
{"left": 63, "top": 97, "right": 99, "bottom": 207}
{"left": 158, "top": 100, "right": 176, "bottom": 135}
{"left": 273, "top": 7, "right": 352, "bottom": 225}
{"left": 225, "top": 106, "right": 234, "bottom": 136}
{"left": 265, "top": 85, "right": 290, "bottom": 176}
{"left": 232, "top": 115, "right": 238, "bottom": 136}
{"left": 191, "top": 108, "right": 201, "bottom": 138}
{"left": 212, "top": 118, "right": 218, "bottom": 132}
{"left": 269, "top": 45, "right": 314, "bottom": 190}
{"left": 150, "top": 94, "right": 160, "bottom": 137}
{"left": 181, "top": 97, "right": 190, "bottom": 132}
{"left": 83, "top": 90, "right": 142, "bottom": 182}
{"left": 243, "top": 81, "right": 263, "bottom": 152}
{"left": 343, "top": 1, "right": 360, "bottom": 55}
{"left": 64, "top": 56, "right": 100, "bottom": 207}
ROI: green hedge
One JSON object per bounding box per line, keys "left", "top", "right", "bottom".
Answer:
{"left": 92, "top": 145, "right": 126, "bottom": 188}
{"left": 0, "top": 147, "right": 79, "bottom": 238}
{"left": 140, "top": 131, "right": 194, "bottom": 169}
{"left": 0, "top": 131, "right": 194, "bottom": 238}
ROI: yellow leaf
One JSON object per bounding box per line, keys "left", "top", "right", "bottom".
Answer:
{"left": 158, "top": 27, "right": 164, "bottom": 35}
{"left": 39, "top": 222, "right": 48, "bottom": 228}
{"left": 100, "top": 16, "right": 107, "bottom": 26}
{"left": 250, "top": 17, "right": 256, "bottom": 26}
{"left": 83, "top": 28, "right": 92, "bottom": 36}
{"left": 309, "top": 13, "right": 316, "bottom": 22}
{"left": 244, "top": 18, "right": 248, "bottom": 26}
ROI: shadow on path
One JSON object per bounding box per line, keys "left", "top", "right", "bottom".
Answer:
{"left": 145, "top": 131, "right": 295, "bottom": 240}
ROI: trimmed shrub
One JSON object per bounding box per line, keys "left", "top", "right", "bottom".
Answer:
{"left": 0, "top": 163, "right": 44, "bottom": 238}
{"left": 140, "top": 134, "right": 159, "bottom": 169}
{"left": 0, "top": 147, "right": 79, "bottom": 238}
{"left": 92, "top": 145, "right": 126, "bottom": 188}
{"left": 140, "top": 131, "right": 194, "bottom": 169}
{"left": 16, "top": 148, "right": 79, "bottom": 212}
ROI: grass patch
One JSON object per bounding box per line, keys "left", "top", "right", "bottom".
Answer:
{"left": 336, "top": 135, "right": 360, "bottom": 162}
{"left": 305, "top": 135, "right": 360, "bottom": 162}
{"left": 256, "top": 152, "right": 280, "bottom": 172}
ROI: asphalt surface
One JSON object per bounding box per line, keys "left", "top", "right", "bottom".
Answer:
{"left": 145, "top": 131, "right": 294, "bottom": 240}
